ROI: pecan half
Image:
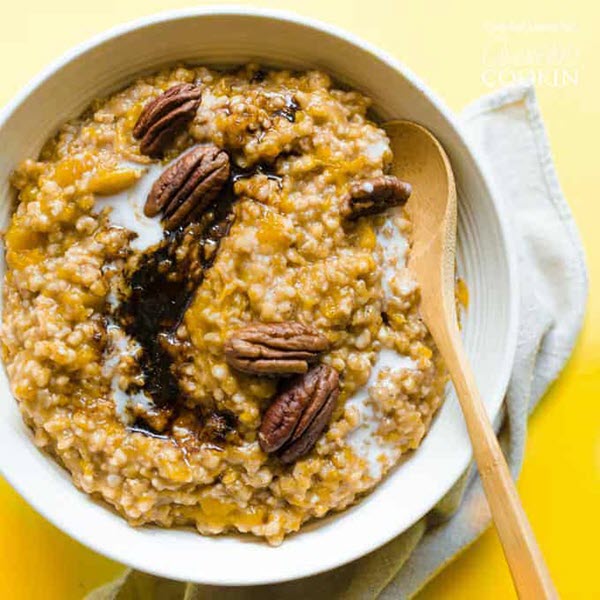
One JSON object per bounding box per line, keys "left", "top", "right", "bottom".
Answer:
{"left": 224, "top": 322, "right": 329, "bottom": 376}
{"left": 145, "top": 145, "right": 230, "bottom": 230}
{"left": 259, "top": 364, "right": 339, "bottom": 463}
{"left": 133, "top": 83, "right": 202, "bottom": 157}
{"left": 341, "top": 175, "right": 412, "bottom": 220}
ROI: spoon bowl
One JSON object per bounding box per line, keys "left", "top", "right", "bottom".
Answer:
{"left": 385, "top": 120, "right": 457, "bottom": 329}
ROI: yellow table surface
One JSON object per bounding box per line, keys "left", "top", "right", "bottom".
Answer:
{"left": 0, "top": 1, "right": 598, "bottom": 598}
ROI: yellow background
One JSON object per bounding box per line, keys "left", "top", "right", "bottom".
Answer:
{"left": 0, "top": 1, "right": 598, "bottom": 598}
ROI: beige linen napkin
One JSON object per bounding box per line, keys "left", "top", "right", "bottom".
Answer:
{"left": 88, "top": 82, "right": 588, "bottom": 600}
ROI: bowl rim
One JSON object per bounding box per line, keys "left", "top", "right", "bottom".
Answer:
{"left": 0, "top": 5, "right": 520, "bottom": 585}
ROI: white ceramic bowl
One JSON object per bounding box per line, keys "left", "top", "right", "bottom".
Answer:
{"left": 0, "top": 8, "right": 518, "bottom": 585}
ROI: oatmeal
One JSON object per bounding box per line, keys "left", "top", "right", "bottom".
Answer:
{"left": 1, "top": 64, "right": 447, "bottom": 544}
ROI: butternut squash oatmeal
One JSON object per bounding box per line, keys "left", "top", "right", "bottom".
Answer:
{"left": 1, "top": 64, "right": 447, "bottom": 545}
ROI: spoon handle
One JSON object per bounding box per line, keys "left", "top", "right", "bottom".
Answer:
{"left": 436, "top": 323, "right": 557, "bottom": 599}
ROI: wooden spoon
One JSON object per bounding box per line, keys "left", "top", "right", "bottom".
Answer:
{"left": 384, "top": 120, "right": 557, "bottom": 599}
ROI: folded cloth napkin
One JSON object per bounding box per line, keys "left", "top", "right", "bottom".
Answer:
{"left": 88, "top": 82, "right": 588, "bottom": 600}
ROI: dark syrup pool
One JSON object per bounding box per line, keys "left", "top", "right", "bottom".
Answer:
{"left": 117, "top": 175, "right": 237, "bottom": 442}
